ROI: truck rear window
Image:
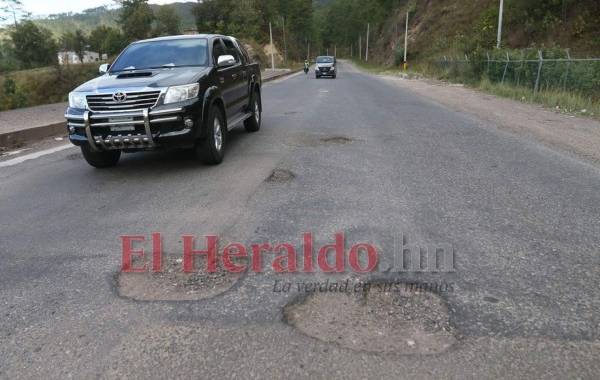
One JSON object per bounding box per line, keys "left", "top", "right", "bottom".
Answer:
{"left": 110, "top": 38, "right": 209, "bottom": 72}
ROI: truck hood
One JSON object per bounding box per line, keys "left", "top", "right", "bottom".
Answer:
{"left": 73, "top": 66, "right": 212, "bottom": 93}
{"left": 316, "top": 63, "right": 335, "bottom": 68}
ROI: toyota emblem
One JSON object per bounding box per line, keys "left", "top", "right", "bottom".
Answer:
{"left": 112, "top": 92, "right": 127, "bottom": 103}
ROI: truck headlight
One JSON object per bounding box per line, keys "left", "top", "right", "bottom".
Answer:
{"left": 330, "top": 66, "right": 335, "bottom": 71}
{"left": 164, "top": 83, "right": 200, "bottom": 104}
{"left": 68, "top": 92, "right": 88, "bottom": 110}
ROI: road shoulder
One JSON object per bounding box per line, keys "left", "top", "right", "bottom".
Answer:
{"left": 351, "top": 63, "right": 600, "bottom": 167}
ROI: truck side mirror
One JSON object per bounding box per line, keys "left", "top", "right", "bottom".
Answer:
{"left": 99, "top": 63, "right": 110, "bottom": 74}
{"left": 217, "top": 55, "right": 236, "bottom": 68}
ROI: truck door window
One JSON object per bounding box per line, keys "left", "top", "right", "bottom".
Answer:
{"left": 223, "top": 38, "right": 241, "bottom": 65}
{"left": 212, "top": 39, "right": 226, "bottom": 66}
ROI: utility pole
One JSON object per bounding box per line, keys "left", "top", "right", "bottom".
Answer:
{"left": 404, "top": 11, "right": 409, "bottom": 70}
{"left": 334, "top": 45, "right": 337, "bottom": 57}
{"left": 269, "top": 22, "right": 275, "bottom": 70}
{"left": 359, "top": 36, "right": 362, "bottom": 61}
{"left": 365, "top": 23, "right": 370, "bottom": 62}
{"left": 281, "top": 16, "right": 287, "bottom": 64}
{"left": 497, "top": 0, "right": 504, "bottom": 49}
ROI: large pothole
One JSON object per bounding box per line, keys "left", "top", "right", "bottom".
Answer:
{"left": 283, "top": 283, "right": 457, "bottom": 354}
{"left": 117, "top": 254, "right": 243, "bottom": 301}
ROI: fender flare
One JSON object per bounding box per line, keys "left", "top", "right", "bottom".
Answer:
{"left": 198, "top": 86, "right": 225, "bottom": 139}
{"left": 247, "top": 76, "right": 262, "bottom": 112}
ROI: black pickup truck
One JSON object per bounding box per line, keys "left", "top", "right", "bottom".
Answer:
{"left": 65, "top": 34, "right": 262, "bottom": 168}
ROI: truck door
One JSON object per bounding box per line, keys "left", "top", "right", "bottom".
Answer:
{"left": 213, "top": 38, "right": 238, "bottom": 119}
{"left": 222, "top": 37, "right": 248, "bottom": 117}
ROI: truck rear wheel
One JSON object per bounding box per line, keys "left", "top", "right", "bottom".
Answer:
{"left": 81, "top": 145, "right": 121, "bottom": 168}
{"left": 196, "top": 105, "right": 225, "bottom": 165}
{"left": 244, "top": 89, "right": 261, "bottom": 132}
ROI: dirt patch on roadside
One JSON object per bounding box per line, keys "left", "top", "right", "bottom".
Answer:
{"left": 117, "top": 254, "right": 244, "bottom": 301}
{"left": 283, "top": 283, "right": 457, "bottom": 354}
{"left": 380, "top": 75, "right": 600, "bottom": 166}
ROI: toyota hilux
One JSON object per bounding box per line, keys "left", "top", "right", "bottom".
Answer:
{"left": 65, "top": 34, "right": 262, "bottom": 168}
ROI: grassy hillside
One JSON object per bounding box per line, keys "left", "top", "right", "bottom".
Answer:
{"left": 364, "top": 0, "right": 600, "bottom": 64}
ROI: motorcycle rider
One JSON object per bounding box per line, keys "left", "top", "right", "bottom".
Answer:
{"left": 304, "top": 59, "right": 310, "bottom": 74}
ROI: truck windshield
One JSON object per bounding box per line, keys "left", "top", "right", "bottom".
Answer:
{"left": 316, "top": 56, "right": 334, "bottom": 63}
{"left": 110, "top": 38, "right": 209, "bottom": 72}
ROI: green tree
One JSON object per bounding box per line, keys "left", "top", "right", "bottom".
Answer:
{"left": 9, "top": 20, "right": 57, "bottom": 68}
{"left": 60, "top": 29, "right": 87, "bottom": 63}
{"left": 154, "top": 5, "right": 182, "bottom": 36}
{"left": 88, "top": 26, "right": 110, "bottom": 57}
{"left": 103, "top": 28, "right": 129, "bottom": 57}
{"left": 0, "top": 0, "right": 29, "bottom": 27}
{"left": 89, "top": 25, "right": 128, "bottom": 58}
{"left": 0, "top": 39, "right": 21, "bottom": 72}
{"left": 117, "top": 0, "right": 154, "bottom": 41}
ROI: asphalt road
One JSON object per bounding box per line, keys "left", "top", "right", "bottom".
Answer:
{"left": 0, "top": 62, "right": 598, "bottom": 379}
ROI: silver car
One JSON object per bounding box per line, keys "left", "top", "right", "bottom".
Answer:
{"left": 315, "top": 56, "right": 337, "bottom": 79}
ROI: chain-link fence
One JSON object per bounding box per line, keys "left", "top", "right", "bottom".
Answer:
{"left": 432, "top": 49, "right": 600, "bottom": 101}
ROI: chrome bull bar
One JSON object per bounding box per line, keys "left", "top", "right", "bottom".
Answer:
{"left": 78, "top": 108, "right": 182, "bottom": 151}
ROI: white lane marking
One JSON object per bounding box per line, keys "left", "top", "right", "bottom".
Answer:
{"left": 3, "top": 148, "right": 31, "bottom": 156}
{"left": 0, "top": 144, "right": 74, "bottom": 168}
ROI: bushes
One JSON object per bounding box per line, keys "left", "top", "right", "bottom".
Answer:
{"left": 0, "top": 77, "right": 27, "bottom": 110}
{"left": 0, "top": 64, "right": 99, "bottom": 111}
{"left": 429, "top": 48, "right": 600, "bottom": 101}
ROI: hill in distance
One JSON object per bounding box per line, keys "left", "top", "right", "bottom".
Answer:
{"left": 32, "top": 2, "right": 197, "bottom": 37}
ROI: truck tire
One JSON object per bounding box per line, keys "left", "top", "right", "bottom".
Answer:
{"left": 81, "top": 145, "right": 121, "bottom": 168}
{"left": 196, "top": 105, "right": 225, "bottom": 165}
{"left": 244, "top": 89, "right": 261, "bottom": 132}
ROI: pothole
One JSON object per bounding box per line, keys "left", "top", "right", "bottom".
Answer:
{"left": 285, "top": 134, "right": 357, "bottom": 148}
{"left": 266, "top": 168, "right": 295, "bottom": 183}
{"left": 320, "top": 136, "right": 353, "bottom": 145}
{"left": 283, "top": 283, "right": 457, "bottom": 354}
{"left": 117, "top": 254, "right": 244, "bottom": 301}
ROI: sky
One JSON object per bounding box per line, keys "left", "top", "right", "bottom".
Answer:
{"left": 17, "top": 1, "right": 186, "bottom": 18}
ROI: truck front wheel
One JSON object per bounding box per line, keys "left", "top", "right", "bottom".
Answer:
{"left": 81, "top": 145, "right": 121, "bottom": 168}
{"left": 196, "top": 105, "right": 225, "bottom": 165}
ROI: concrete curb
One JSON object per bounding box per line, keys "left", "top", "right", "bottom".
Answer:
{"left": 0, "top": 122, "right": 66, "bottom": 149}
{"left": 0, "top": 69, "right": 302, "bottom": 149}
{"left": 263, "top": 68, "right": 302, "bottom": 83}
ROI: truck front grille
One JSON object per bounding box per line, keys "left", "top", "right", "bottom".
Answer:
{"left": 86, "top": 91, "right": 161, "bottom": 112}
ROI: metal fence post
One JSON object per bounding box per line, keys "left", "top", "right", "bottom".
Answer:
{"left": 534, "top": 50, "right": 544, "bottom": 95}
{"left": 516, "top": 50, "right": 525, "bottom": 86}
{"left": 563, "top": 49, "right": 571, "bottom": 91}
{"left": 502, "top": 52, "right": 510, "bottom": 84}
